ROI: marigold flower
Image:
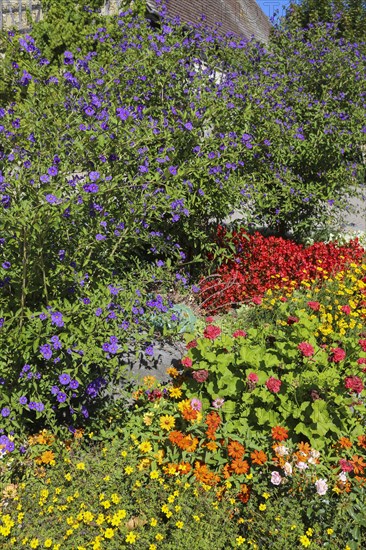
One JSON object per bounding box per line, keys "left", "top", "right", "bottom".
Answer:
{"left": 250, "top": 449, "right": 267, "bottom": 465}
{"left": 228, "top": 440, "right": 245, "bottom": 459}
{"left": 231, "top": 458, "right": 250, "bottom": 475}
{"left": 271, "top": 426, "right": 289, "bottom": 441}
{"left": 159, "top": 415, "right": 175, "bottom": 431}
{"left": 350, "top": 454, "right": 366, "bottom": 474}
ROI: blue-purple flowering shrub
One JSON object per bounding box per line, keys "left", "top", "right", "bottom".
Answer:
{"left": 0, "top": 8, "right": 365, "bottom": 450}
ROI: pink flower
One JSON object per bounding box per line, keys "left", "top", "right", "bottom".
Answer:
{"left": 233, "top": 329, "right": 247, "bottom": 338}
{"left": 271, "top": 471, "right": 282, "bottom": 485}
{"left": 298, "top": 342, "right": 315, "bottom": 357}
{"left": 186, "top": 339, "right": 197, "bottom": 350}
{"left": 192, "top": 370, "right": 209, "bottom": 383}
{"left": 339, "top": 459, "right": 354, "bottom": 472}
{"left": 329, "top": 347, "right": 346, "bottom": 363}
{"left": 287, "top": 315, "right": 299, "bottom": 325}
{"left": 307, "top": 301, "right": 320, "bottom": 311}
{"left": 357, "top": 357, "right": 366, "bottom": 365}
{"left": 266, "top": 377, "right": 282, "bottom": 393}
{"left": 212, "top": 397, "right": 225, "bottom": 409}
{"left": 345, "top": 376, "right": 364, "bottom": 394}
{"left": 181, "top": 357, "right": 193, "bottom": 368}
{"left": 203, "top": 325, "right": 221, "bottom": 340}
{"left": 359, "top": 339, "right": 366, "bottom": 352}
{"left": 205, "top": 316, "right": 214, "bottom": 323}
{"left": 341, "top": 305, "right": 351, "bottom": 315}
{"left": 190, "top": 398, "right": 202, "bottom": 411}
{"left": 247, "top": 372, "right": 259, "bottom": 383}
{"left": 315, "top": 478, "right": 328, "bottom": 496}
{"left": 252, "top": 296, "right": 262, "bottom": 305}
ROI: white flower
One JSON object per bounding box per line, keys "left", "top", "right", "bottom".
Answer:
{"left": 315, "top": 478, "right": 328, "bottom": 496}
{"left": 338, "top": 472, "right": 347, "bottom": 483}
{"left": 310, "top": 449, "right": 320, "bottom": 459}
{"left": 296, "top": 461, "right": 308, "bottom": 470}
{"left": 283, "top": 462, "right": 293, "bottom": 476}
{"left": 271, "top": 471, "right": 282, "bottom": 485}
{"left": 273, "top": 445, "right": 289, "bottom": 456}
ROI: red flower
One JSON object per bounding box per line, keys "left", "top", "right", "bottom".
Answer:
{"left": 345, "top": 376, "right": 364, "bottom": 394}
{"left": 206, "top": 316, "right": 214, "bottom": 323}
{"left": 359, "top": 340, "right": 366, "bottom": 352}
{"left": 307, "top": 301, "right": 320, "bottom": 311}
{"left": 339, "top": 459, "right": 354, "bottom": 472}
{"left": 266, "top": 377, "right": 282, "bottom": 393}
{"left": 252, "top": 296, "right": 262, "bottom": 305}
{"left": 271, "top": 426, "right": 289, "bottom": 441}
{"left": 298, "top": 342, "right": 315, "bottom": 357}
{"left": 357, "top": 358, "right": 366, "bottom": 365}
{"left": 192, "top": 370, "right": 209, "bottom": 383}
{"left": 203, "top": 325, "right": 221, "bottom": 340}
{"left": 247, "top": 372, "right": 258, "bottom": 383}
{"left": 341, "top": 305, "right": 351, "bottom": 315}
{"left": 329, "top": 347, "right": 346, "bottom": 363}
{"left": 287, "top": 316, "right": 299, "bottom": 325}
{"left": 233, "top": 329, "right": 247, "bottom": 338}
{"left": 186, "top": 339, "right": 198, "bottom": 350}
{"left": 181, "top": 357, "right": 193, "bottom": 368}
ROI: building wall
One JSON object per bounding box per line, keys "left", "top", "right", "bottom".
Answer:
{"left": 1, "top": 0, "right": 271, "bottom": 43}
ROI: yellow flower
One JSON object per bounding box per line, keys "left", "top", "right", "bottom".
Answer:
{"left": 150, "top": 470, "right": 159, "bottom": 480}
{"left": 236, "top": 537, "right": 246, "bottom": 546}
{"left": 262, "top": 493, "right": 270, "bottom": 499}
{"left": 327, "top": 529, "right": 334, "bottom": 535}
{"left": 124, "top": 466, "right": 134, "bottom": 475}
{"left": 159, "top": 415, "right": 176, "bottom": 431}
{"left": 95, "top": 513, "right": 105, "bottom": 526}
{"left": 121, "top": 450, "right": 127, "bottom": 458}
{"left": 169, "top": 387, "right": 182, "bottom": 398}
{"left": 299, "top": 535, "right": 311, "bottom": 547}
{"left": 176, "top": 521, "right": 184, "bottom": 529}
{"left": 149, "top": 546, "right": 157, "bottom": 550}
{"left": 64, "top": 473, "right": 72, "bottom": 481}
{"left": 306, "top": 528, "right": 313, "bottom": 537}
{"left": 76, "top": 462, "right": 85, "bottom": 470}
{"left": 193, "top": 515, "right": 200, "bottom": 522}
{"left": 103, "top": 475, "right": 110, "bottom": 482}
{"left": 150, "top": 517, "right": 158, "bottom": 527}
{"left": 104, "top": 528, "right": 114, "bottom": 539}
{"left": 125, "top": 532, "right": 138, "bottom": 544}
{"left": 139, "top": 441, "right": 152, "bottom": 453}
{"left": 143, "top": 413, "right": 154, "bottom": 426}
{"left": 155, "top": 533, "right": 164, "bottom": 541}
{"left": 290, "top": 525, "right": 297, "bottom": 530}
{"left": 259, "top": 504, "right": 266, "bottom": 511}
{"left": 30, "top": 539, "right": 40, "bottom": 549}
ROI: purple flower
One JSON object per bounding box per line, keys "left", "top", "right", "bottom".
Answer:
{"left": 59, "top": 373, "right": 71, "bottom": 385}
{"left": 184, "top": 122, "right": 193, "bottom": 130}
{"left": 95, "top": 308, "right": 103, "bottom": 317}
{"left": 69, "top": 379, "right": 79, "bottom": 390}
{"left": 51, "top": 311, "right": 64, "bottom": 327}
{"left": 48, "top": 166, "right": 58, "bottom": 176}
{"left": 40, "top": 174, "right": 50, "bottom": 183}
{"left": 145, "top": 345, "right": 154, "bottom": 356}
{"left": 2, "top": 262, "right": 11, "bottom": 269}
{"left": 50, "top": 335, "right": 62, "bottom": 350}
{"left": 1, "top": 407, "right": 10, "bottom": 417}
{"left": 96, "top": 234, "right": 106, "bottom": 241}
{"left": 45, "top": 194, "right": 58, "bottom": 204}
{"left": 56, "top": 392, "right": 67, "bottom": 403}
{"left": 89, "top": 171, "right": 100, "bottom": 181}
{"left": 63, "top": 50, "right": 74, "bottom": 65}
{"left": 83, "top": 184, "right": 99, "bottom": 193}
{"left": 39, "top": 312, "right": 47, "bottom": 320}
{"left": 40, "top": 344, "right": 52, "bottom": 360}
{"left": 35, "top": 402, "right": 45, "bottom": 412}
{"left": 51, "top": 386, "right": 59, "bottom": 395}
{"left": 169, "top": 166, "right": 177, "bottom": 175}
{"left": 116, "top": 108, "right": 130, "bottom": 121}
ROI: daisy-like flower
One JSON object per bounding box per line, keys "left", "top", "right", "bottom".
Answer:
{"left": 159, "top": 415, "right": 175, "bottom": 431}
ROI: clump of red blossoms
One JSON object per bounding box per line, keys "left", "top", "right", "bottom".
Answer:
{"left": 298, "top": 342, "right": 315, "bottom": 357}
{"left": 266, "top": 377, "right": 282, "bottom": 393}
{"left": 345, "top": 376, "right": 364, "bottom": 394}
{"left": 329, "top": 347, "right": 346, "bottom": 363}
{"left": 203, "top": 325, "right": 221, "bottom": 340}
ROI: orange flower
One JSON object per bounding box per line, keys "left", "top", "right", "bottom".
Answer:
{"left": 194, "top": 462, "right": 220, "bottom": 486}
{"left": 339, "top": 436, "right": 353, "bottom": 449}
{"left": 40, "top": 450, "right": 55, "bottom": 464}
{"left": 250, "top": 450, "right": 267, "bottom": 465}
{"left": 297, "top": 441, "right": 311, "bottom": 456}
{"left": 223, "top": 463, "right": 232, "bottom": 479}
{"left": 205, "top": 441, "right": 218, "bottom": 452}
{"left": 271, "top": 426, "right": 289, "bottom": 441}
{"left": 183, "top": 435, "right": 199, "bottom": 453}
{"left": 169, "top": 430, "right": 185, "bottom": 446}
{"left": 178, "top": 462, "right": 192, "bottom": 474}
{"left": 205, "top": 412, "right": 221, "bottom": 440}
{"left": 181, "top": 405, "right": 199, "bottom": 422}
{"left": 351, "top": 455, "right": 366, "bottom": 475}
{"left": 228, "top": 440, "right": 245, "bottom": 459}
{"left": 237, "top": 484, "right": 251, "bottom": 504}
{"left": 357, "top": 435, "right": 366, "bottom": 449}
{"left": 231, "top": 458, "right": 250, "bottom": 475}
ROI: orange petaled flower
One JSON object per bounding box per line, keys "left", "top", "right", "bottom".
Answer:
{"left": 163, "top": 462, "right": 179, "bottom": 475}
{"left": 228, "top": 440, "right": 245, "bottom": 459}
{"left": 250, "top": 450, "right": 267, "bottom": 465}
{"left": 205, "top": 441, "right": 219, "bottom": 452}
{"left": 271, "top": 426, "right": 289, "bottom": 441}
{"left": 169, "top": 431, "right": 185, "bottom": 446}
{"left": 194, "top": 462, "right": 220, "bottom": 486}
{"left": 339, "top": 436, "right": 353, "bottom": 449}
{"left": 297, "top": 441, "right": 311, "bottom": 456}
{"left": 237, "top": 484, "right": 251, "bottom": 504}
{"left": 351, "top": 455, "right": 366, "bottom": 475}
{"left": 183, "top": 435, "right": 199, "bottom": 453}
{"left": 73, "top": 429, "right": 84, "bottom": 440}
{"left": 166, "top": 367, "right": 179, "bottom": 378}
{"left": 178, "top": 399, "right": 199, "bottom": 421}
{"left": 36, "top": 450, "right": 55, "bottom": 465}
{"left": 357, "top": 435, "right": 366, "bottom": 449}
{"left": 223, "top": 463, "right": 232, "bottom": 479}
{"left": 205, "top": 411, "right": 221, "bottom": 440}
{"left": 231, "top": 458, "right": 250, "bottom": 475}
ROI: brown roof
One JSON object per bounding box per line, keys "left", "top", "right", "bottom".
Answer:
{"left": 147, "top": 0, "right": 271, "bottom": 43}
